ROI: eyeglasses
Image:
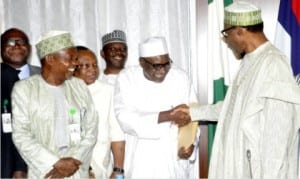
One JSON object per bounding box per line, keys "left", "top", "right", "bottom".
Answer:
{"left": 5, "top": 38, "right": 28, "bottom": 47}
{"left": 143, "top": 59, "right": 172, "bottom": 70}
{"left": 221, "top": 26, "right": 236, "bottom": 37}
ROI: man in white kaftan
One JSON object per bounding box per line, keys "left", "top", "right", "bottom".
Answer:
{"left": 11, "top": 31, "right": 98, "bottom": 178}
{"left": 114, "top": 37, "right": 200, "bottom": 179}
{"left": 99, "top": 30, "right": 128, "bottom": 85}
{"left": 188, "top": 2, "right": 300, "bottom": 178}
{"left": 74, "top": 46, "right": 125, "bottom": 178}
{"left": 99, "top": 73, "right": 118, "bottom": 85}
{"left": 88, "top": 80, "right": 125, "bottom": 178}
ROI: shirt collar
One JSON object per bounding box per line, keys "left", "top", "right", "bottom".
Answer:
{"left": 17, "top": 64, "right": 30, "bottom": 79}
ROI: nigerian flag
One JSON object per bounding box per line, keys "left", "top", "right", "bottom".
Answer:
{"left": 207, "top": 0, "right": 234, "bottom": 162}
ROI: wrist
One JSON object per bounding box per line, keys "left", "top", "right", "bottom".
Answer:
{"left": 113, "top": 167, "right": 124, "bottom": 173}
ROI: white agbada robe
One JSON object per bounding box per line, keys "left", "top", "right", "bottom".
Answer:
{"left": 191, "top": 42, "right": 300, "bottom": 179}
{"left": 11, "top": 75, "right": 98, "bottom": 178}
{"left": 88, "top": 80, "right": 124, "bottom": 178}
{"left": 99, "top": 73, "right": 118, "bottom": 85}
{"left": 114, "top": 66, "right": 200, "bottom": 179}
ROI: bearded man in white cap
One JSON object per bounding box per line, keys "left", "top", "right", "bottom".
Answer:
{"left": 11, "top": 31, "right": 98, "bottom": 178}
{"left": 114, "top": 36, "right": 200, "bottom": 179}
{"left": 182, "top": 1, "right": 300, "bottom": 178}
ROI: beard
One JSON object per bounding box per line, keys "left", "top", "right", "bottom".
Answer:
{"left": 239, "top": 51, "right": 246, "bottom": 59}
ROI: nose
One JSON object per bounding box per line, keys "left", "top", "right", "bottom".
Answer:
{"left": 12, "top": 43, "right": 23, "bottom": 49}
{"left": 156, "top": 65, "right": 167, "bottom": 73}
{"left": 221, "top": 36, "right": 227, "bottom": 43}
{"left": 90, "top": 66, "right": 98, "bottom": 72}
{"left": 115, "top": 49, "right": 123, "bottom": 56}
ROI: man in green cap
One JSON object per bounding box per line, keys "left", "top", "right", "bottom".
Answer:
{"left": 178, "top": 1, "right": 300, "bottom": 178}
{"left": 11, "top": 30, "right": 98, "bottom": 178}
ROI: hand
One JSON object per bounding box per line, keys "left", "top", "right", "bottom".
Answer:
{"left": 178, "top": 144, "right": 194, "bottom": 159}
{"left": 52, "top": 157, "right": 81, "bottom": 177}
{"left": 89, "top": 169, "right": 95, "bottom": 179}
{"left": 170, "top": 104, "right": 190, "bottom": 115}
{"left": 158, "top": 104, "right": 191, "bottom": 126}
{"left": 171, "top": 104, "right": 191, "bottom": 127}
{"left": 110, "top": 171, "right": 122, "bottom": 179}
{"left": 13, "top": 171, "right": 27, "bottom": 178}
{"left": 173, "top": 112, "right": 191, "bottom": 127}
{"left": 45, "top": 168, "right": 64, "bottom": 179}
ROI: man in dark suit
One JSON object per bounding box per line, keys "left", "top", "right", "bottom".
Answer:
{"left": 1, "top": 28, "right": 40, "bottom": 178}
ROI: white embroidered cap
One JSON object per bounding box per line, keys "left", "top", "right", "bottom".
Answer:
{"left": 139, "top": 37, "right": 168, "bottom": 58}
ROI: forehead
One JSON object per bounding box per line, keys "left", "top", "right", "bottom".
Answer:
{"left": 55, "top": 47, "right": 76, "bottom": 56}
{"left": 105, "top": 42, "right": 127, "bottom": 49}
{"left": 223, "top": 23, "right": 233, "bottom": 29}
{"left": 2, "top": 30, "right": 28, "bottom": 41}
{"left": 77, "top": 50, "right": 97, "bottom": 62}
{"left": 144, "top": 54, "right": 169, "bottom": 62}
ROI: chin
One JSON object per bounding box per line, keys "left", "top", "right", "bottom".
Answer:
{"left": 87, "top": 79, "right": 96, "bottom": 85}
{"left": 153, "top": 77, "right": 165, "bottom": 83}
{"left": 233, "top": 51, "right": 243, "bottom": 60}
{"left": 65, "top": 73, "right": 74, "bottom": 80}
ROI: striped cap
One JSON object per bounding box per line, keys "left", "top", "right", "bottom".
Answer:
{"left": 36, "top": 30, "right": 74, "bottom": 59}
{"left": 224, "top": 1, "right": 262, "bottom": 26}
{"left": 102, "top": 30, "right": 126, "bottom": 47}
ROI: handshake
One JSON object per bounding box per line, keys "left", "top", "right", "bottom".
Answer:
{"left": 171, "top": 104, "right": 199, "bottom": 159}
{"left": 170, "top": 104, "right": 191, "bottom": 127}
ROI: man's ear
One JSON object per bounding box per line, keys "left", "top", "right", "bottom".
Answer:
{"left": 100, "top": 50, "right": 105, "bottom": 59}
{"left": 237, "top": 27, "right": 247, "bottom": 36}
{"left": 44, "top": 54, "right": 55, "bottom": 65}
{"left": 139, "top": 58, "right": 145, "bottom": 67}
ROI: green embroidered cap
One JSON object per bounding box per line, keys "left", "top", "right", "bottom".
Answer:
{"left": 224, "top": 1, "right": 262, "bottom": 26}
{"left": 36, "top": 30, "right": 74, "bottom": 59}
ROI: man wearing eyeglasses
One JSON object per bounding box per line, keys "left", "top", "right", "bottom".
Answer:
{"left": 185, "top": 1, "right": 300, "bottom": 178}
{"left": 1, "top": 28, "right": 40, "bottom": 178}
{"left": 114, "top": 36, "right": 200, "bottom": 178}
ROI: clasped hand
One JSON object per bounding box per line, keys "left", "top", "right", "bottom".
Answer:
{"left": 170, "top": 104, "right": 191, "bottom": 127}
{"left": 45, "top": 157, "right": 82, "bottom": 178}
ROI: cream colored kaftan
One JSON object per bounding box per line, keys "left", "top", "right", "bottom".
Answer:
{"left": 11, "top": 75, "right": 98, "bottom": 178}
{"left": 192, "top": 42, "right": 300, "bottom": 179}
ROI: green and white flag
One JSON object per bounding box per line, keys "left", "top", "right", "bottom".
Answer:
{"left": 207, "top": 0, "right": 237, "bottom": 162}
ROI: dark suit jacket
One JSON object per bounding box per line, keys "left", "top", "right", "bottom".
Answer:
{"left": 1, "top": 63, "right": 40, "bottom": 178}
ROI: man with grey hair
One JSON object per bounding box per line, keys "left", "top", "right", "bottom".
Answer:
{"left": 114, "top": 36, "right": 200, "bottom": 179}
{"left": 11, "top": 30, "right": 98, "bottom": 178}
